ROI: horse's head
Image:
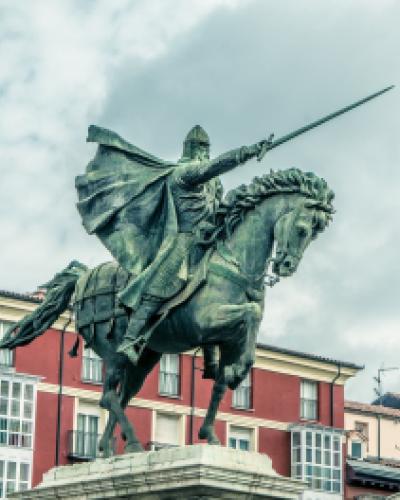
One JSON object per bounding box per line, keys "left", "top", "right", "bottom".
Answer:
{"left": 272, "top": 199, "right": 334, "bottom": 277}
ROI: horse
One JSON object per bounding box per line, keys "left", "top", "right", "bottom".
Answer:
{"left": 0, "top": 168, "right": 334, "bottom": 456}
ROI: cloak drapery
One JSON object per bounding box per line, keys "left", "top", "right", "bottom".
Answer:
{"left": 75, "top": 125, "right": 180, "bottom": 310}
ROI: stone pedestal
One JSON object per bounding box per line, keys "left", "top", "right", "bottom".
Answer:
{"left": 11, "top": 445, "right": 306, "bottom": 499}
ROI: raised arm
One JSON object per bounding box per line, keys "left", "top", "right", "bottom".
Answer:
{"left": 178, "top": 139, "right": 270, "bottom": 186}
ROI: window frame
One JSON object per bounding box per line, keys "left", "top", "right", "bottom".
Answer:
{"left": 0, "top": 459, "right": 31, "bottom": 498}
{"left": 0, "top": 321, "right": 15, "bottom": 368}
{"left": 0, "top": 378, "right": 35, "bottom": 449}
{"left": 158, "top": 354, "right": 180, "bottom": 398}
{"left": 291, "top": 426, "right": 343, "bottom": 494}
{"left": 300, "top": 379, "right": 319, "bottom": 421}
{"left": 227, "top": 424, "right": 255, "bottom": 452}
{"left": 81, "top": 347, "right": 103, "bottom": 384}
{"left": 232, "top": 370, "right": 252, "bottom": 410}
{"left": 350, "top": 440, "right": 362, "bottom": 459}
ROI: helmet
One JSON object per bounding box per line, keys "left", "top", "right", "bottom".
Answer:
{"left": 181, "top": 125, "right": 210, "bottom": 161}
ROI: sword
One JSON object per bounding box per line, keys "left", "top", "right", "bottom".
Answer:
{"left": 257, "top": 85, "right": 395, "bottom": 161}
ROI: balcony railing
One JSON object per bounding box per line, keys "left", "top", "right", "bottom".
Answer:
{"left": 68, "top": 431, "right": 115, "bottom": 460}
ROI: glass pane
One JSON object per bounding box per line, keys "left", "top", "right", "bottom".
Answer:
{"left": 306, "top": 432, "right": 312, "bottom": 446}
{"left": 306, "top": 448, "right": 312, "bottom": 463}
{"left": 0, "top": 398, "right": 8, "bottom": 415}
{"left": 20, "top": 463, "right": 29, "bottom": 482}
{"left": 324, "top": 435, "right": 331, "bottom": 449}
{"left": 22, "top": 421, "right": 32, "bottom": 433}
{"left": 9, "top": 420, "right": 20, "bottom": 432}
{"left": 229, "top": 437, "right": 236, "bottom": 449}
{"left": 11, "top": 400, "right": 20, "bottom": 417}
{"left": 239, "top": 439, "right": 249, "bottom": 451}
{"left": 0, "top": 461, "right": 3, "bottom": 478}
{"left": 77, "top": 414, "right": 86, "bottom": 432}
{"left": 315, "top": 449, "right": 322, "bottom": 464}
{"left": 88, "top": 416, "right": 98, "bottom": 435}
{"left": 24, "top": 385, "right": 33, "bottom": 402}
{"left": 0, "top": 381, "right": 9, "bottom": 397}
{"left": 6, "top": 480, "right": 16, "bottom": 494}
{"left": 0, "top": 418, "right": 7, "bottom": 431}
{"left": 315, "top": 433, "right": 321, "bottom": 447}
{"left": 324, "top": 450, "right": 331, "bottom": 465}
{"left": 292, "top": 432, "right": 300, "bottom": 447}
{"left": 7, "top": 462, "right": 16, "bottom": 480}
{"left": 294, "top": 448, "right": 301, "bottom": 462}
{"left": 21, "top": 434, "right": 32, "bottom": 447}
{"left": 24, "top": 402, "right": 33, "bottom": 419}
{"left": 11, "top": 383, "right": 20, "bottom": 399}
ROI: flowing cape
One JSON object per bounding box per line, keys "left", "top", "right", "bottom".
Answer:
{"left": 75, "top": 125, "right": 178, "bottom": 309}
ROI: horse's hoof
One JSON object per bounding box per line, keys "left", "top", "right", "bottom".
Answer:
{"left": 198, "top": 427, "right": 220, "bottom": 445}
{"left": 100, "top": 447, "right": 112, "bottom": 458}
{"left": 124, "top": 442, "right": 143, "bottom": 453}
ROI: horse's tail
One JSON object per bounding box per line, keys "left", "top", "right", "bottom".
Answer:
{"left": 0, "top": 260, "right": 88, "bottom": 349}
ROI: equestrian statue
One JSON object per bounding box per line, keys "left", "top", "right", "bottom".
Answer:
{"left": 0, "top": 86, "right": 393, "bottom": 456}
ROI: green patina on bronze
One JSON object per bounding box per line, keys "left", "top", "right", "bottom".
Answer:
{"left": 2, "top": 86, "right": 394, "bottom": 455}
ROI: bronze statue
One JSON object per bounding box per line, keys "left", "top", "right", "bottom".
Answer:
{"left": 1, "top": 86, "right": 393, "bottom": 455}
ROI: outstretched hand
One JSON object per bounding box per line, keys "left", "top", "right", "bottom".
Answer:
{"left": 256, "top": 133, "right": 274, "bottom": 162}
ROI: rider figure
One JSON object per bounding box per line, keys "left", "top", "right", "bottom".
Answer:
{"left": 116, "top": 125, "right": 269, "bottom": 365}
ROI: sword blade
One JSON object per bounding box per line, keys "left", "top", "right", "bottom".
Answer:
{"left": 266, "top": 85, "right": 394, "bottom": 153}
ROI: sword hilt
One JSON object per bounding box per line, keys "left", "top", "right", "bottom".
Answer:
{"left": 257, "top": 133, "right": 274, "bottom": 162}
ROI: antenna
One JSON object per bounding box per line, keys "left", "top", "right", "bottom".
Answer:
{"left": 373, "top": 364, "right": 399, "bottom": 405}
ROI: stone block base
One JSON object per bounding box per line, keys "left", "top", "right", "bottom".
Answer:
{"left": 11, "top": 445, "right": 306, "bottom": 499}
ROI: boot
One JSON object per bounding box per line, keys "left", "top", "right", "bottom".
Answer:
{"left": 117, "top": 299, "right": 160, "bottom": 365}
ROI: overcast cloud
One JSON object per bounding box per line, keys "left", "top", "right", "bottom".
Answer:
{"left": 1, "top": 0, "right": 399, "bottom": 403}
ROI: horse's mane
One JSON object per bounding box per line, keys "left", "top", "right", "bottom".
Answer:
{"left": 202, "top": 168, "right": 334, "bottom": 242}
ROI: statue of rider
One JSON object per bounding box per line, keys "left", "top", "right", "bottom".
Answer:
{"left": 76, "top": 124, "right": 270, "bottom": 366}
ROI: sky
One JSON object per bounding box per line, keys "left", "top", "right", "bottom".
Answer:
{"left": 1, "top": 0, "right": 399, "bottom": 403}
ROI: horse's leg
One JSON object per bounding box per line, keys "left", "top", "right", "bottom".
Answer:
{"left": 121, "top": 348, "right": 162, "bottom": 452}
{"left": 98, "top": 413, "right": 117, "bottom": 458}
{"left": 198, "top": 302, "right": 261, "bottom": 444}
{"left": 198, "top": 348, "right": 230, "bottom": 445}
{"left": 100, "top": 348, "right": 162, "bottom": 454}
{"left": 98, "top": 362, "right": 129, "bottom": 456}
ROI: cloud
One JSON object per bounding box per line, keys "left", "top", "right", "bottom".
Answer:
{"left": 1, "top": 0, "right": 400, "bottom": 402}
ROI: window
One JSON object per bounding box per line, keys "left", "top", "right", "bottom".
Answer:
{"left": 74, "top": 413, "right": 99, "bottom": 458}
{"left": 159, "top": 354, "right": 180, "bottom": 397}
{"left": 291, "top": 427, "right": 342, "bottom": 494}
{"left": 232, "top": 371, "right": 251, "bottom": 409}
{"left": 228, "top": 426, "right": 253, "bottom": 451}
{"left": 0, "top": 321, "right": 15, "bottom": 368}
{"left": 82, "top": 347, "right": 103, "bottom": 383}
{"left": 153, "top": 412, "right": 181, "bottom": 449}
{"left": 351, "top": 441, "right": 362, "bottom": 459}
{"left": 0, "top": 379, "right": 34, "bottom": 448}
{"left": 300, "top": 380, "right": 318, "bottom": 420}
{"left": 0, "top": 460, "right": 30, "bottom": 498}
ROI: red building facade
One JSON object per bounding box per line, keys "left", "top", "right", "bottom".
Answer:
{"left": 0, "top": 290, "right": 361, "bottom": 498}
